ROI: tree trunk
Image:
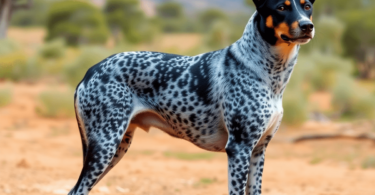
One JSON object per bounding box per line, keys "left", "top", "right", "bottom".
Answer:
{"left": 358, "top": 49, "right": 375, "bottom": 80}
{"left": 0, "top": 0, "right": 32, "bottom": 39}
{"left": 0, "top": 0, "right": 12, "bottom": 39}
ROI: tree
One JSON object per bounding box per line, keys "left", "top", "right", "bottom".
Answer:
{"left": 10, "top": 0, "right": 49, "bottom": 27}
{"left": 199, "top": 9, "right": 228, "bottom": 32}
{"left": 46, "top": 0, "right": 109, "bottom": 46}
{"left": 342, "top": 8, "right": 375, "bottom": 79}
{"left": 156, "top": 2, "right": 185, "bottom": 32}
{"left": 0, "top": 0, "right": 32, "bottom": 38}
{"left": 301, "top": 16, "right": 345, "bottom": 55}
{"left": 104, "top": 0, "right": 152, "bottom": 44}
{"left": 313, "top": 0, "right": 366, "bottom": 16}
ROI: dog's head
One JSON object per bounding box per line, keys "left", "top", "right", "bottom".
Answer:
{"left": 254, "top": 0, "right": 315, "bottom": 45}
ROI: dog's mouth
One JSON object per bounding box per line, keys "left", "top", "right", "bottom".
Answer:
{"left": 281, "top": 35, "right": 312, "bottom": 43}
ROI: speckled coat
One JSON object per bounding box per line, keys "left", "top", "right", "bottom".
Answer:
{"left": 69, "top": 12, "right": 301, "bottom": 195}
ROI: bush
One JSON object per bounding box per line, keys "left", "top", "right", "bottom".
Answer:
{"left": 204, "top": 21, "right": 231, "bottom": 50}
{"left": 301, "top": 16, "right": 345, "bottom": 55}
{"left": 27, "top": 39, "right": 68, "bottom": 77}
{"left": 0, "top": 39, "right": 36, "bottom": 81}
{"left": 64, "top": 47, "right": 113, "bottom": 87}
{"left": 342, "top": 9, "right": 375, "bottom": 65}
{"left": 203, "top": 13, "right": 251, "bottom": 51}
{"left": 46, "top": 0, "right": 109, "bottom": 46}
{"left": 298, "top": 52, "right": 353, "bottom": 91}
{"left": 156, "top": 2, "right": 186, "bottom": 33}
{"left": 0, "top": 88, "right": 12, "bottom": 107}
{"left": 36, "top": 88, "right": 75, "bottom": 118}
{"left": 10, "top": 0, "right": 50, "bottom": 27}
{"left": 104, "top": 0, "right": 157, "bottom": 44}
{"left": 332, "top": 74, "right": 375, "bottom": 119}
{"left": 39, "top": 39, "right": 66, "bottom": 59}
{"left": 282, "top": 87, "right": 309, "bottom": 125}
{"left": 199, "top": 9, "right": 228, "bottom": 32}
{"left": 362, "top": 156, "right": 375, "bottom": 169}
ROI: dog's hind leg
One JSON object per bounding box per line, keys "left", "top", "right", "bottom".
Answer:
{"left": 95, "top": 124, "right": 136, "bottom": 183}
{"left": 69, "top": 84, "right": 136, "bottom": 195}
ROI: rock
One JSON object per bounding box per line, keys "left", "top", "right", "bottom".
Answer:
{"left": 3, "top": 188, "right": 11, "bottom": 194}
{"left": 116, "top": 186, "right": 130, "bottom": 193}
{"left": 16, "top": 159, "right": 29, "bottom": 168}
{"left": 98, "top": 186, "right": 110, "bottom": 193}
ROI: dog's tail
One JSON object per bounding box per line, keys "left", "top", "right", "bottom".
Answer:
{"left": 74, "top": 90, "right": 88, "bottom": 164}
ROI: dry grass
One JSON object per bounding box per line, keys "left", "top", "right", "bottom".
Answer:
{"left": 35, "top": 88, "right": 75, "bottom": 118}
{"left": 0, "top": 87, "right": 12, "bottom": 107}
{"left": 163, "top": 151, "right": 216, "bottom": 161}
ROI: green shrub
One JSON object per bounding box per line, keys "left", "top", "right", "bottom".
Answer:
{"left": 293, "top": 52, "right": 354, "bottom": 92}
{"left": 27, "top": 39, "right": 68, "bottom": 77}
{"left": 302, "top": 16, "right": 345, "bottom": 55}
{"left": 104, "top": 0, "right": 158, "bottom": 44}
{"left": 0, "top": 39, "right": 37, "bottom": 81}
{"left": 332, "top": 74, "right": 375, "bottom": 119}
{"left": 39, "top": 39, "right": 66, "bottom": 59}
{"left": 204, "top": 21, "right": 231, "bottom": 50}
{"left": 280, "top": 56, "right": 313, "bottom": 125}
{"left": 64, "top": 47, "right": 113, "bottom": 87}
{"left": 0, "top": 88, "right": 12, "bottom": 107}
{"left": 287, "top": 54, "right": 315, "bottom": 90}
{"left": 156, "top": 2, "right": 186, "bottom": 33}
{"left": 46, "top": 0, "right": 109, "bottom": 46}
{"left": 36, "top": 88, "right": 75, "bottom": 118}
{"left": 362, "top": 156, "right": 375, "bottom": 169}
{"left": 282, "top": 87, "right": 309, "bottom": 125}
{"left": 10, "top": 0, "right": 50, "bottom": 27}
{"left": 199, "top": 9, "right": 228, "bottom": 32}
{"left": 0, "top": 39, "right": 19, "bottom": 55}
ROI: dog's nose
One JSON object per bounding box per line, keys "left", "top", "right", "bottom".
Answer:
{"left": 299, "top": 21, "right": 314, "bottom": 33}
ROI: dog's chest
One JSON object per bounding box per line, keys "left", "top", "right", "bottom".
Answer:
{"left": 264, "top": 97, "right": 283, "bottom": 135}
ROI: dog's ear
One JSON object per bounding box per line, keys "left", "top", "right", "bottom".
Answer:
{"left": 309, "top": 0, "right": 315, "bottom": 4}
{"left": 252, "top": 0, "right": 267, "bottom": 9}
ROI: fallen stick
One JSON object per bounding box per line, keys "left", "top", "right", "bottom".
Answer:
{"left": 291, "top": 133, "right": 375, "bottom": 143}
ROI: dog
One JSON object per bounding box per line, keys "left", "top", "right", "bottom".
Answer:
{"left": 69, "top": 0, "right": 315, "bottom": 194}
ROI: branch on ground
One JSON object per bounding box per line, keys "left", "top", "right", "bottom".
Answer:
{"left": 292, "top": 133, "right": 375, "bottom": 143}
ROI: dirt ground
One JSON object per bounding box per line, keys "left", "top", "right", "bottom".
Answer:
{"left": 1, "top": 82, "right": 375, "bottom": 195}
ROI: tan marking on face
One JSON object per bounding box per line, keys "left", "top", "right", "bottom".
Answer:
{"left": 266, "top": 16, "right": 274, "bottom": 28}
{"left": 310, "top": 15, "right": 313, "bottom": 21}
{"left": 274, "top": 22, "right": 297, "bottom": 58}
{"left": 285, "top": 0, "right": 291, "bottom": 6}
{"left": 300, "top": 0, "right": 306, "bottom": 4}
{"left": 274, "top": 22, "right": 291, "bottom": 39}
{"left": 291, "top": 21, "right": 299, "bottom": 30}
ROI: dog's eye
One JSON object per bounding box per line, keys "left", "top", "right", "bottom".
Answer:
{"left": 278, "top": 6, "right": 286, "bottom": 11}
{"left": 304, "top": 5, "right": 311, "bottom": 11}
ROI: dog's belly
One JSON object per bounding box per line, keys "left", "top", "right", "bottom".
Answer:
{"left": 130, "top": 108, "right": 228, "bottom": 152}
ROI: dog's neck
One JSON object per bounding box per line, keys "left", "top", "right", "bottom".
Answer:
{"left": 231, "top": 12, "right": 300, "bottom": 96}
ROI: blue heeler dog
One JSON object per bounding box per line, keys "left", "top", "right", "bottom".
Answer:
{"left": 69, "top": 0, "right": 315, "bottom": 194}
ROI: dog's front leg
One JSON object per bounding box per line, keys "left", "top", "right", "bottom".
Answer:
{"left": 246, "top": 144, "right": 267, "bottom": 195}
{"left": 226, "top": 141, "right": 253, "bottom": 195}
{"left": 223, "top": 97, "right": 266, "bottom": 195}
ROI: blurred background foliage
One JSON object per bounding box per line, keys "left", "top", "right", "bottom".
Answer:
{"left": 0, "top": 0, "right": 374, "bottom": 124}
{"left": 45, "top": 0, "right": 109, "bottom": 46}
